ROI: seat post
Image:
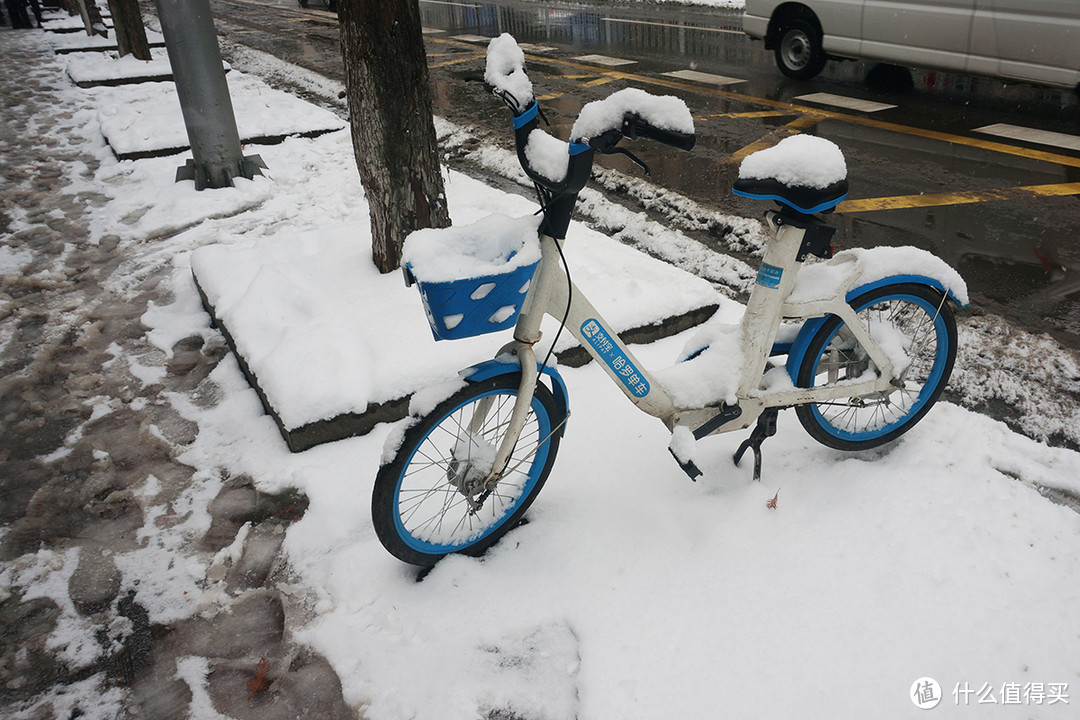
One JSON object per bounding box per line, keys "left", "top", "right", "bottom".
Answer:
{"left": 737, "top": 214, "right": 807, "bottom": 396}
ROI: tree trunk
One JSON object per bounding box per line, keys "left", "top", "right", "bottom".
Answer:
{"left": 107, "top": 0, "right": 151, "bottom": 60}
{"left": 337, "top": 0, "right": 450, "bottom": 273}
{"left": 75, "top": 0, "right": 108, "bottom": 37}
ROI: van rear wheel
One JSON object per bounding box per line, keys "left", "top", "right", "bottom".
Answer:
{"left": 775, "top": 18, "right": 827, "bottom": 80}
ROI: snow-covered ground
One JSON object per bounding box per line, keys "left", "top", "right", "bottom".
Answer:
{"left": 2, "top": 16, "right": 1079, "bottom": 720}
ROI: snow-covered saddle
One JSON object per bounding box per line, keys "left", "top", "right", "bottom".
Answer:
{"left": 732, "top": 135, "right": 849, "bottom": 215}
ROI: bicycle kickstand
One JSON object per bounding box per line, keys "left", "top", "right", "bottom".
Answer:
{"left": 733, "top": 408, "right": 779, "bottom": 482}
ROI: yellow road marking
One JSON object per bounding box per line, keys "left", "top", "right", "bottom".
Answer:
{"left": 700, "top": 110, "right": 796, "bottom": 120}
{"left": 729, "top": 115, "right": 820, "bottom": 163}
{"left": 424, "top": 36, "right": 1080, "bottom": 211}
{"left": 429, "top": 53, "right": 485, "bottom": 69}
{"left": 838, "top": 182, "right": 1080, "bottom": 213}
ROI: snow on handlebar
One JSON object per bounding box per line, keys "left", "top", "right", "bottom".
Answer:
{"left": 483, "top": 33, "right": 696, "bottom": 150}
{"left": 570, "top": 88, "right": 695, "bottom": 151}
{"left": 484, "top": 34, "right": 533, "bottom": 113}
{"left": 480, "top": 33, "right": 697, "bottom": 238}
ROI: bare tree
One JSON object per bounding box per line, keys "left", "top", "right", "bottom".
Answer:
{"left": 107, "top": 0, "right": 151, "bottom": 60}
{"left": 337, "top": 0, "right": 450, "bottom": 273}
{"left": 74, "top": 0, "right": 108, "bottom": 37}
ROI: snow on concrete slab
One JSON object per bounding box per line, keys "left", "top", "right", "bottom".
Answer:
{"left": 93, "top": 70, "right": 346, "bottom": 160}
{"left": 48, "top": 28, "right": 166, "bottom": 54}
{"left": 65, "top": 47, "right": 230, "bottom": 87}
{"left": 190, "top": 171, "right": 721, "bottom": 449}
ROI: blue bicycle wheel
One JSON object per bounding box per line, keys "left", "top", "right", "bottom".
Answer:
{"left": 795, "top": 283, "right": 957, "bottom": 450}
{"left": 372, "top": 374, "right": 563, "bottom": 566}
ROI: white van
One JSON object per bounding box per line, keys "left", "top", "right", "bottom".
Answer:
{"left": 743, "top": 0, "right": 1080, "bottom": 90}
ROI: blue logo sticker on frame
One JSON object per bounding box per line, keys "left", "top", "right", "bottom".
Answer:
{"left": 756, "top": 263, "right": 783, "bottom": 289}
{"left": 581, "top": 319, "right": 650, "bottom": 398}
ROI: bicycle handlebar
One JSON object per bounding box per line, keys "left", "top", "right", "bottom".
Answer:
{"left": 477, "top": 34, "right": 696, "bottom": 237}
{"left": 619, "top": 113, "right": 696, "bottom": 152}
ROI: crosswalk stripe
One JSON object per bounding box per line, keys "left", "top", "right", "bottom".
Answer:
{"left": 975, "top": 123, "right": 1080, "bottom": 152}
{"left": 794, "top": 92, "right": 896, "bottom": 113}
{"left": 573, "top": 54, "right": 637, "bottom": 67}
{"left": 662, "top": 70, "right": 743, "bottom": 87}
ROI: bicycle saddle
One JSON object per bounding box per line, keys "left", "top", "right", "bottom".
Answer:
{"left": 732, "top": 135, "right": 849, "bottom": 215}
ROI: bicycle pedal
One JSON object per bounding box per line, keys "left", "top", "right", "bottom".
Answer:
{"left": 668, "top": 447, "right": 702, "bottom": 482}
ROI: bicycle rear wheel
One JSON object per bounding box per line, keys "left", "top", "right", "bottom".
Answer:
{"left": 795, "top": 283, "right": 957, "bottom": 451}
{"left": 372, "top": 374, "right": 563, "bottom": 566}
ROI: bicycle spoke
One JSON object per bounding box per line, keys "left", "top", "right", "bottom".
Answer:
{"left": 805, "top": 291, "right": 950, "bottom": 440}
{"left": 391, "top": 387, "right": 552, "bottom": 547}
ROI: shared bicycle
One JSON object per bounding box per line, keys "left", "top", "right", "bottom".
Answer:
{"left": 372, "top": 34, "right": 967, "bottom": 567}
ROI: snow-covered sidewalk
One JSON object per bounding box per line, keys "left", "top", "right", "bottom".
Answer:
{"left": 2, "top": 17, "right": 1080, "bottom": 720}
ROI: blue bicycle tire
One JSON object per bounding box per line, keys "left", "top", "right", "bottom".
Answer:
{"left": 795, "top": 283, "right": 958, "bottom": 450}
{"left": 372, "top": 374, "right": 562, "bottom": 566}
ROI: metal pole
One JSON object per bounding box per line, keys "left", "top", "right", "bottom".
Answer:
{"left": 155, "top": 0, "right": 265, "bottom": 189}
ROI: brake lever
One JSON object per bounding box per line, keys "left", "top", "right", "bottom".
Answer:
{"left": 467, "top": 75, "right": 548, "bottom": 125}
{"left": 599, "top": 146, "right": 651, "bottom": 175}
{"left": 463, "top": 75, "right": 492, "bottom": 91}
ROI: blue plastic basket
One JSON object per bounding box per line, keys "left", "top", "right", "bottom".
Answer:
{"left": 408, "top": 258, "right": 540, "bottom": 341}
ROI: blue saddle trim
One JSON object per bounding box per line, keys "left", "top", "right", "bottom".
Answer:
{"left": 732, "top": 188, "right": 847, "bottom": 215}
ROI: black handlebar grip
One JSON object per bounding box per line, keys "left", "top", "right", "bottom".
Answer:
{"left": 621, "top": 114, "right": 696, "bottom": 151}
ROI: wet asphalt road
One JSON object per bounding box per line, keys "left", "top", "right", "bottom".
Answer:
{"left": 216, "top": 0, "right": 1080, "bottom": 352}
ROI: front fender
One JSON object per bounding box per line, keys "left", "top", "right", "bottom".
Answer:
{"left": 464, "top": 357, "right": 570, "bottom": 437}
{"left": 785, "top": 275, "right": 965, "bottom": 386}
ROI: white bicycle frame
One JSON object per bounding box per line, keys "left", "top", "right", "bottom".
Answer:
{"left": 481, "top": 209, "right": 902, "bottom": 485}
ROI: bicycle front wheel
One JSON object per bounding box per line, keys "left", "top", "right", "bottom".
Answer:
{"left": 795, "top": 283, "right": 957, "bottom": 451}
{"left": 372, "top": 374, "right": 563, "bottom": 566}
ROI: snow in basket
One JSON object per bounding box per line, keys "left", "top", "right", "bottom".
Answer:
{"left": 402, "top": 213, "right": 543, "bottom": 341}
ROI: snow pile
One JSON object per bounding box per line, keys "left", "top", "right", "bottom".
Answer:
{"left": 485, "top": 33, "right": 533, "bottom": 109}
{"left": 739, "top": 134, "right": 847, "bottom": 189}
{"left": 403, "top": 213, "right": 541, "bottom": 283}
{"left": 571, "top": 87, "right": 694, "bottom": 144}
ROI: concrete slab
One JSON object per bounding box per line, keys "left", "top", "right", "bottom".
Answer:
{"left": 191, "top": 219, "right": 720, "bottom": 452}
